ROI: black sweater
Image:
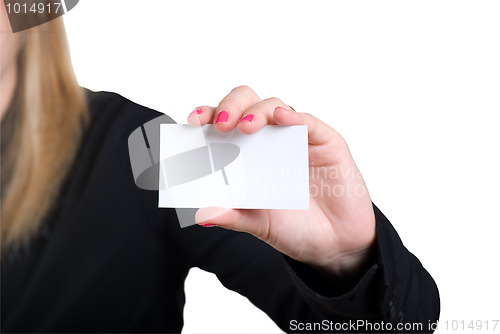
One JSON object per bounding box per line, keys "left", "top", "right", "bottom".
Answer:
{"left": 1, "top": 90, "right": 440, "bottom": 333}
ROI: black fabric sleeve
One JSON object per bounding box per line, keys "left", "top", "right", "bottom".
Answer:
{"left": 164, "top": 203, "right": 439, "bottom": 333}
{"left": 280, "top": 204, "right": 440, "bottom": 332}
{"left": 372, "top": 204, "right": 440, "bottom": 329}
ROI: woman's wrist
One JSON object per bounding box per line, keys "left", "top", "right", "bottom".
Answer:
{"left": 308, "top": 239, "right": 378, "bottom": 281}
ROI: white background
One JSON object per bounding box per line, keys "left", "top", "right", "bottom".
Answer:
{"left": 64, "top": 1, "right": 500, "bottom": 333}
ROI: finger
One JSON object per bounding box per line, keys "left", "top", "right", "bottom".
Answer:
{"left": 237, "top": 97, "right": 289, "bottom": 135}
{"left": 195, "top": 207, "right": 271, "bottom": 240}
{"left": 213, "top": 85, "right": 261, "bottom": 132}
{"left": 273, "top": 107, "right": 345, "bottom": 147}
{"left": 187, "top": 106, "right": 216, "bottom": 126}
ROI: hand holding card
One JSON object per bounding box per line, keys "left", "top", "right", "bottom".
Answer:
{"left": 187, "top": 86, "right": 376, "bottom": 278}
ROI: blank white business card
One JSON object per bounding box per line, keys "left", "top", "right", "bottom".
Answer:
{"left": 158, "top": 124, "right": 309, "bottom": 209}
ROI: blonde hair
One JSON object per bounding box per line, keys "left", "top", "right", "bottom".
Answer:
{"left": 1, "top": 18, "right": 88, "bottom": 253}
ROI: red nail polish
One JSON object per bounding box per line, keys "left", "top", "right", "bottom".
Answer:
{"left": 239, "top": 114, "right": 254, "bottom": 123}
{"left": 189, "top": 108, "right": 202, "bottom": 117}
{"left": 215, "top": 111, "right": 229, "bottom": 123}
{"left": 200, "top": 223, "right": 217, "bottom": 227}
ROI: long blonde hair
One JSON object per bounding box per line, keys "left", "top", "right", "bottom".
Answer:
{"left": 1, "top": 18, "right": 88, "bottom": 253}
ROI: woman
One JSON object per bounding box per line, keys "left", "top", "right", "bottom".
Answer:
{"left": 1, "top": 5, "right": 439, "bottom": 334}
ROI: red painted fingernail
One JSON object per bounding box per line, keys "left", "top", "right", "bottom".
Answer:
{"left": 215, "top": 111, "right": 229, "bottom": 123}
{"left": 239, "top": 114, "right": 254, "bottom": 123}
{"left": 189, "top": 108, "right": 203, "bottom": 117}
{"left": 200, "top": 223, "right": 217, "bottom": 227}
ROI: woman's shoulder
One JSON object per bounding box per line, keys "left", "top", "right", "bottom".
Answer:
{"left": 82, "top": 88, "right": 174, "bottom": 139}
{"left": 62, "top": 89, "right": 178, "bottom": 236}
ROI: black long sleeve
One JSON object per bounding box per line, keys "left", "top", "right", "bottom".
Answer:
{"left": 280, "top": 204, "right": 440, "bottom": 332}
{"left": 1, "top": 90, "right": 439, "bottom": 333}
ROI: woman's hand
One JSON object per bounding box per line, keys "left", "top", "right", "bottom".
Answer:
{"left": 189, "top": 86, "right": 376, "bottom": 278}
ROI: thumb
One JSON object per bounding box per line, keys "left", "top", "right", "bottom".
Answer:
{"left": 274, "top": 107, "right": 346, "bottom": 149}
{"left": 195, "top": 207, "right": 271, "bottom": 240}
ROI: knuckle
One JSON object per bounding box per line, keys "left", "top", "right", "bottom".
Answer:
{"left": 338, "top": 133, "right": 348, "bottom": 147}
{"left": 300, "top": 112, "right": 315, "bottom": 123}
{"left": 218, "top": 97, "right": 240, "bottom": 110}
{"left": 254, "top": 225, "right": 270, "bottom": 241}
{"left": 263, "top": 97, "right": 284, "bottom": 105}
{"left": 232, "top": 85, "right": 254, "bottom": 93}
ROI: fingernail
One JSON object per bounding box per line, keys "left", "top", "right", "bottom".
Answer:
{"left": 189, "top": 108, "right": 203, "bottom": 117}
{"left": 239, "top": 114, "right": 254, "bottom": 123}
{"left": 199, "top": 223, "right": 217, "bottom": 227}
{"left": 215, "top": 111, "right": 229, "bottom": 123}
{"left": 275, "top": 106, "right": 290, "bottom": 112}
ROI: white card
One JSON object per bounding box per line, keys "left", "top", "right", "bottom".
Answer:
{"left": 158, "top": 124, "right": 309, "bottom": 209}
